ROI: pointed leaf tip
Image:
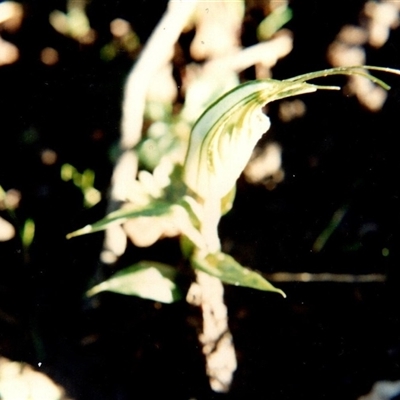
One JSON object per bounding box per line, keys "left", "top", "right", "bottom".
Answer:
{"left": 191, "top": 251, "right": 286, "bottom": 297}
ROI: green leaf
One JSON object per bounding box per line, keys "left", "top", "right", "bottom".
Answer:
{"left": 183, "top": 66, "right": 400, "bottom": 202}
{"left": 285, "top": 65, "right": 400, "bottom": 89}
{"left": 257, "top": 5, "right": 293, "bottom": 40}
{"left": 22, "top": 218, "right": 35, "bottom": 250}
{"left": 67, "top": 201, "right": 173, "bottom": 238}
{"left": 86, "top": 261, "right": 182, "bottom": 303}
{"left": 221, "top": 186, "right": 236, "bottom": 216}
{"left": 191, "top": 251, "right": 286, "bottom": 297}
{"left": 183, "top": 79, "right": 327, "bottom": 202}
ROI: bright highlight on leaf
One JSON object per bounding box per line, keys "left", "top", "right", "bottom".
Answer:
{"left": 183, "top": 66, "right": 400, "bottom": 202}
{"left": 86, "top": 261, "right": 182, "bottom": 303}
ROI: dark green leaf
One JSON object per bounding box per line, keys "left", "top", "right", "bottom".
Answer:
{"left": 191, "top": 251, "right": 286, "bottom": 297}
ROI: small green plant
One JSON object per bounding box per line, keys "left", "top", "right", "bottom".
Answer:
{"left": 68, "top": 65, "right": 400, "bottom": 391}
{"left": 68, "top": 65, "right": 398, "bottom": 297}
{"left": 61, "top": 163, "right": 101, "bottom": 208}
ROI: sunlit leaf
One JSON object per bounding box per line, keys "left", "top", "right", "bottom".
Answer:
{"left": 67, "top": 201, "right": 173, "bottom": 238}
{"left": 221, "top": 186, "right": 236, "bottom": 216}
{"left": 22, "top": 218, "right": 35, "bottom": 249}
{"left": 257, "top": 5, "right": 293, "bottom": 40}
{"left": 191, "top": 251, "right": 286, "bottom": 297}
{"left": 183, "top": 79, "right": 326, "bottom": 201}
{"left": 81, "top": 169, "right": 95, "bottom": 189}
{"left": 60, "top": 163, "right": 75, "bottom": 181}
{"left": 83, "top": 187, "right": 101, "bottom": 208}
{"left": 86, "top": 261, "right": 182, "bottom": 303}
{"left": 285, "top": 65, "right": 398, "bottom": 88}
{"left": 183, "top": 66, "right": 400, "bottom": 202}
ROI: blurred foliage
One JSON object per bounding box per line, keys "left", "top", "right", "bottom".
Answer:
{"left": 61, "top": 164, "right": 101, "bottom": 208}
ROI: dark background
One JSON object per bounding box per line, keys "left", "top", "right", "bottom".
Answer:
{"left": 1, "top": 0, "right": 400, "bottom": 399}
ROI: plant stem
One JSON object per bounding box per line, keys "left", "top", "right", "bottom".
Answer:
{"left": 191, "top": 270, "right": 237, "bottom": 392}
{"left": 186, "top": 196, "right": 237, "bottom": 392}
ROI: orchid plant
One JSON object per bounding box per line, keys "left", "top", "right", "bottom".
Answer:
{"left": 67, "top": 64, "right": 400, "bottom": 391}
{"left": 68, "top": 65, "right": 399, "bottom": 302}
